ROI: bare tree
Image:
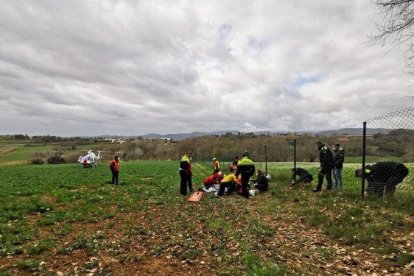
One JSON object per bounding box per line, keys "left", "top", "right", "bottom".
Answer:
{"left": 372, "top": 0, "right": 414, "bottom": 72}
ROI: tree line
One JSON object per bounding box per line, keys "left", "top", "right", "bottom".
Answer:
{"left": 23, "top": 129, "right": 414, "bottom": 164}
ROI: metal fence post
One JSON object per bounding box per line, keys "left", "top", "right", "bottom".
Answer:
{"left": 293, "top": 139, "right": 297, "bottom": 171}
{"left": 265, "top": 145, "right": 268, "bottom": 175}
{"left": 361, "top": 122, "right": 367, "bottom": 199}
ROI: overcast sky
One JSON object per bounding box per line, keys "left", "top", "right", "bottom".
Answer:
{"left": 0, "top": 0, "right": 413, "bottom": 136}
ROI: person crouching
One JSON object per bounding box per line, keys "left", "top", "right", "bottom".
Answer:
{"left": 252, "top": 170, "right": 269, "bottom": 192}
{"left": 216, "top": 173, "right": 237, "bottom": 197}
{"left": 203, "top": 171, "right": 223, "bottom": 192}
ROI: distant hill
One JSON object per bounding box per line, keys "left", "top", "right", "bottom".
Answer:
{"left": 96, "top": 128, "right": 393, "bottom": 140}
{"left": 142, "top": 130, "right": 241, "bottom": 140}
{"left": 315, "top": 128, "right": 390, "bottom": 136}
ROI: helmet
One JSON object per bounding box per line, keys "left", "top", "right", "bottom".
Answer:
{"left": 213, "top": 157, "right": 217, "bottom": 161}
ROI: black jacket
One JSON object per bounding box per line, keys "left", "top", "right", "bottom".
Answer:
{"left": 292, "top": 168, "right": 311, "bottom": 179}
{"left": 365, "top": 162, "right": 409, "bottom": 183}
{"left": 292, "top": 168, "right": 313, "bottom": 185}
{"left": 318, "top": 144, "right": 334, "bottom": 169}
{"left": 253, "top": 175, "right": 268, "bottom": 192}
{"left": 333, "top": 148, "right": 345, "bottom": 169}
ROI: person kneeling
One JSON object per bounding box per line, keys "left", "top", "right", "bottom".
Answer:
{"left": 203, "top": 171, "right": 223, "bottom": 192}
{"left": 251, "top": 170, "right": 268, "bottom": 192}
{"left": 291, "top": 167, "right": 313, "bottom": 188}
{"left": 216, "top": 173, "right": 237, "bottom": 197}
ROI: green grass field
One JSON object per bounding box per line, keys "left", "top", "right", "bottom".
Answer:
{"left": 1, "top": 161, "right": 414, "bottom": 275}
{"left": 0, "top": 145, "right": 53, "bottom": 165}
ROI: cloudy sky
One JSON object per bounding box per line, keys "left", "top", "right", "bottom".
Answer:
{"left": 0, "top": 0, "right": 413, "bottom": 136}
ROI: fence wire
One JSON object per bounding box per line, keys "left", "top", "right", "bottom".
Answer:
{"left": 361, "top": 107, "right": 414, "bottom": 197}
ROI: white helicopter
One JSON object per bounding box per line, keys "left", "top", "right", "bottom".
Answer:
{"left": 77, "top": 150, "right": 102, "bottom": 167}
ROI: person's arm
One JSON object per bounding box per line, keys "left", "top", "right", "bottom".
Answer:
{"left": 319, "top": 150, "right": 324, "bottom": 166}
{"left": 250, "top": 165, "right": 255, "bottom": 177}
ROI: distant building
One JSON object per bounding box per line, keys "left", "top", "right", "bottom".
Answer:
{"left": 110, "top": 139, "right": 126, "bottom": 144}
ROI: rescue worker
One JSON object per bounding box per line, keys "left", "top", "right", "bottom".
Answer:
{"left": 251, "top": 170, "right": 268, "bottom": 192}
{"left": 332, "top": 143, "right": 345, "bottom": 190}
{"left": 216, "top": 172, "right": 237, "bottom": 197}
{"left": 231, "top": 156, "right": 239, "bottom": 173}
{"left": 203, "top": 171, "right": 223, "bottom": 191}
{"left": 235, "top": 152, "right": 255, "bottom": 198}
{"left": 313, "top": 142, "right": 334, "bottom": 192}
{"left": 291, "top": 167, "right": 313, "bottom": 187}
{"left": 355, "top": 161, "right": 409, "bottom": 197}
{"left": 212, "top": 158, "right": 220, "bottom": 174}
{"left": 109, "top": 156, "right": 120, "bottom": 185}
{"left": 179, "top": 152, "right": 193, "bottom": 195}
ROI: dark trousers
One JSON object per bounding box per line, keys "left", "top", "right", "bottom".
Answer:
{"left": 369, "top": 178, "right": 400, "bottom": 197}
{"left": 111, "top": 170, "right": 119, "bottom": 185}
{"left": 256, "top": 183, "right": 268, "bottom": 192}
{"left": 316, "top": 168, "right": 332, "bottom": 190}
{"left": 217, "top": 182, "right": 236, "bottom": 196}
{"left": 241, "top": 172, "right": 251, "bottom": 198}
{"left": 179, "top": 170, "right": 193, "bottom": 195}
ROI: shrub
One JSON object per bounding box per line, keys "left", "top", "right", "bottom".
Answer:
{"left": 65, "top": 153, "right": 82, "bottom": 163}
{"left": 47, "top": 155, "right": 65, "bottom": 164}
{"left": 30, "top": 158, "right": 44, "bottom": 165}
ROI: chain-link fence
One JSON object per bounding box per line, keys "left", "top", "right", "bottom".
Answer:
{"left": 287, "top": 107, "right": 414, "bottom": 198}
{"left": 360, "top": 108, "right": 414, "bottom": 198}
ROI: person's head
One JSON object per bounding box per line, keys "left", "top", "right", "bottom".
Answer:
{"left": 218, "top": 171, "right": 223, "bottom": 176}
{"left": 257, "top": 169, "right": 262, "bottom": 176}
{"left": 355, "top": 168, "right": 363, "bottom": 178}
{"left": 234, "top": 156, "right": 239, "bottom": 160}
{"left": 316, "top": 141, "right": 323, "bottom": 150}
{"left": 333, "top": 143, "right": 340, "bottom": 150}
{"left": 213, "top": 157, "right": 217, "bottom": 161}
{"left": 115, "top": 156, "right": 119, "bottom": 161}
{"left": 187, "top": 151, "right": 192, "bottom": 157}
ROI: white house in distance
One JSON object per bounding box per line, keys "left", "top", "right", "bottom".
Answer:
{"left": 103, "top": 138, "right": 126, "bottom": 144}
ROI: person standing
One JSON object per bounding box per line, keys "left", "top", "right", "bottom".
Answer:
{"left": 332, "top": 143, "right": 345, "bottom": 190}
{"left": 109, "top": 156, "right": 120, "bottom": 185}
{"left": 179, "top": 152, "right": 193, "bottom": 195}
{"left": 235, "top": 152, "right": 255, "bottom": 198}
{"left": 212, "top": 158, "right": 220, "bottom": 174}
{"left": 313, "top": 142, "right": 334, "bottom": 192}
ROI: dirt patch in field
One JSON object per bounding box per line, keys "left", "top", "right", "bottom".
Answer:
{"left": 40, "top": 194, "right": 59, "bottom": 203}
{"left": 0, "top": 145, "right": 20, "bottom": 155}
{"left": 2, "top": 190, "right": 414, "bottom": 275}
{"left": 0, "top": 160, "right": 28, "bottom": 167}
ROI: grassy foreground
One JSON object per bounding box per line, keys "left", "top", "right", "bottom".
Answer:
{"left": 0, "top": 161, "right": 414, "bottom": 275}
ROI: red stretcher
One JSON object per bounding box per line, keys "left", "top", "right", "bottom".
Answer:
{"left": 187, "top": 191, "right": 203, "bottom": 202}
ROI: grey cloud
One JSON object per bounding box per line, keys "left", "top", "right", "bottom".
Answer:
{"left": 0, "top": 0, "right": 412, "bottom": 136}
